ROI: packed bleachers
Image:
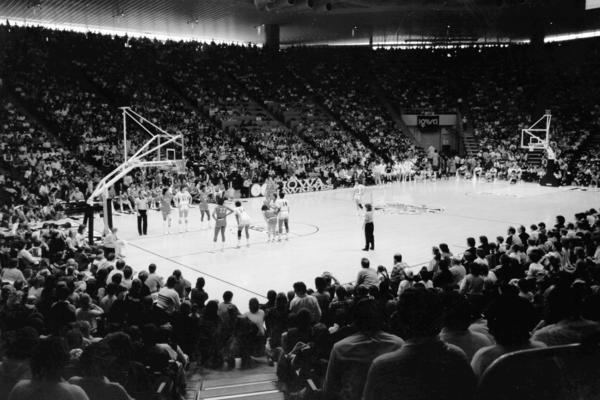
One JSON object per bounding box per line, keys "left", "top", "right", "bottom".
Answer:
{"left": 1, "top": 24, "right": 600, "bottom": 400}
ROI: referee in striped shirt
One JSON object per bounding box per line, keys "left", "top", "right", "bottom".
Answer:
{"left": 135, "top": 191, "right": 149, "bottom": 235}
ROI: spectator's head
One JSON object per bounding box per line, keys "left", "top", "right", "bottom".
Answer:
{"left": 397, "top": 288, "right": 444, "bottom": 340}
{"left": 79, "top": 293, "right": 92, "bottom": 309}
{"left": 195, "top": 277, "right": 205, "bottom": 289}
{"left": 138, "top": 270, "right": 148, "bottom": 283}
{"left": 223, "top": 290, "right": 234, "bottom": 302}
{"left": 166, "top": 276, "right": 177, "bottom": 288}
{"left": 266, "top": 290, "right": 277, "bottom": 304}
{"left": 508, "top": 226, "right": 516, "bottom": 235}
{"left": 275, "top": 292, "right": 288, "bottom": 311}
{"left": 353, "top": 298, "right": 382, "bottom": 333}
{"left": 314, "top": 276, "right": 327, "bottom": 292}
{"left": 361, "top": 258, "right": 370, "bottom": 269}
{"left": 439, "top": 243, "right": 450, "bottom": 254}
{"left": 393, "top": 253, "right": 403, "bottom": 263}
{"left": 530, "top": 224, "right": 538, "bottom": 232}
{"left": 148, "top": 263, "right": 157, "bottom": 274}
{"left": 30, "top": 336, "right": 69, "bottom": 381}
{"left": 6, "top": 326, "right": 39, "bottom": 360}
{"left": 443, "top": 292, "right": 472, "bottom": 331}
{"left": 335, "top": 285, "right": 348, "bottom": 301}
{"left": 115, "top": 259, "right": 125, "bottom": 270}
{"left": 487, "top": 294, "right": 537, "bottom": 346}
{"left": 204, "top": 300, "right": 219, "bottom": 319}
{"left": 365, "top": 203, "right": 372, "bottom": 212}
{"left": 544, "top": 283, "right": 584, "bottom": 323}
{"left": 293, "top": 281, "right": 307, "bottom": 296}
{"left": 467, "top": 237, "right": 476, "bottom": 248}
{"left": 248, "top": 297, "right": 260, "bottom": 313}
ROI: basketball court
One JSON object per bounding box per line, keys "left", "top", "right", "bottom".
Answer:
{"left": 95, "top": 179, "right": 599, "bottom": 311}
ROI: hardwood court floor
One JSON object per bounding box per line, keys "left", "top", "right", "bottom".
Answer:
{"left": 97, "top": 179, "right": 599, "bottom": 311}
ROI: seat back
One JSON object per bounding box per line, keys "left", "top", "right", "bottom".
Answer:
{"left": 477, "top": 342, "right": 600, "bottom": 400}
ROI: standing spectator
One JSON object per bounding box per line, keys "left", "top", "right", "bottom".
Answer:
{"left": 363, "top": 288, "right": 476, "bottom": 400}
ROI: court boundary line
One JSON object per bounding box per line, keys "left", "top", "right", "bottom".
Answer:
{"left": 127, "top": 240, "right": 269, "bottom": 299}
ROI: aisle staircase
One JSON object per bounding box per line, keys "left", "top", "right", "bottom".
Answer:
{"left": 187, "top": 361, "right": 283, "bottom": 400}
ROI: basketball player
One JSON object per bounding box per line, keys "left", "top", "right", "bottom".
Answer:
{"left": 174, "top": 185, "right": 192, "bottom": 232}
{"left": 159, "top": 187, "right": 173, "bottom": 234}
{"left": 353, "top": 180, "right": 365, "bottom": 211}
{"left": 262, "top": 204, "right": 278, "bottom": 243}
{"left": 212, "top": 197, "right": 232, "bottom": 251}
{"left": 234, "top": 201, "right": 251, "bottom": 248}
{"left": 275, "top": 192, "right": 290, "bottom": 241}
{"left": 197, "top": 185, "right": 211, "bottom": 228}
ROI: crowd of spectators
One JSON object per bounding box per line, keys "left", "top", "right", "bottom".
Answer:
{"left": 2, "top": 24, "right": 600, "bottom": 400}
{"left": 1, "top": 192, "right": 599, "bottom": 399}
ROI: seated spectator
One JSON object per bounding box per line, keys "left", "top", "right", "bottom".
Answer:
{"left": 8, "top": 336, "right": 89, "bottom": 400}
{"left": 289, "top": 281, "right": 321, "bottom": 323}
{"left": 323, "top": 298, "right": 403, "bottom": 400}
{"left": 471, "top": 290, "right": 545, "bottom": 378}
{"left": 363, "top": 288, "right": 476, "bottom": 400}
{"left": 68, "top": 342, "right": 133, "bottom": 400}
{"left": 356, "top": 258, "right": 379, "bottom": 289}
{"left": 0, "top": 327, "right": 39, "bottom": 399}
{"left": 440, "top": 292, "right": 494, "bottom": 361}
{"left": 532, "top": 282, "right": 600, "bottom": 346}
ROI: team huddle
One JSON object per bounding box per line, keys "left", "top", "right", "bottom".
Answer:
{"left": 153, "top": 185, "right": 290, "bottom": 251}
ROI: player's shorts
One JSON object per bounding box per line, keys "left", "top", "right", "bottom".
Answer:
{"left": 239, "top": 217, "right": 251, "bottom": 227}
{"left": 161, "top": 208, "right": 171, "bottom": 219}
{"left": 215, "top": 218, "right": 227, "bottom": 228}
{"left": 179, "top": 206, "right": 190, "bottom": 216}
{"left": 278, "top": 213, "right": 289, "bottom": 221}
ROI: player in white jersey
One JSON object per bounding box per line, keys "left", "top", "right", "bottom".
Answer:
{"left": 174, "top": 185, "right": 193, "bottom": 232}
{"left": 275, "top": 192, "right": 290, "bottom": 241}
{"left": 353, "top": 181, "right": 365, "bottom": 211}
{"left": 233, "top": 201, "right": 251, "bottom": 248}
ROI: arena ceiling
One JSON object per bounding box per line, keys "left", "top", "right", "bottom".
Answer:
{"left": 0, "top": 0, "right": 597, "bottom": 45}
